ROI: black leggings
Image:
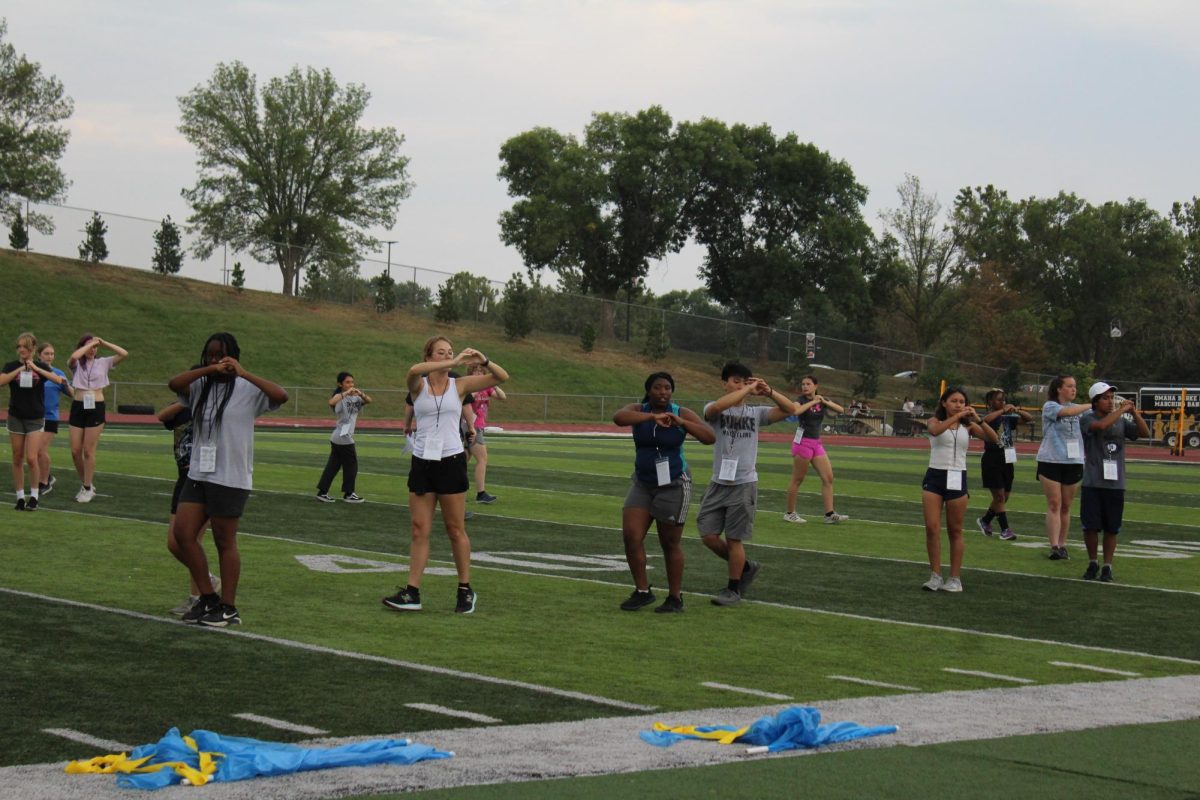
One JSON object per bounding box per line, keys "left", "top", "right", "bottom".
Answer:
{"left": 317, "top": 443, "right": 358, "bottom": 495}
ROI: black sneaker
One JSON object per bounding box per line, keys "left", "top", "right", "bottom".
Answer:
{"left": 342, "top": 493, "right": 365, "bottom": 504}
{"left": 476, "top": 490, "right": 497, "bottom": 504}
{"left": 1049, "top": 547, "right": 1064, "bottom": 561}
{"left": 14, "top": 498, "right": 25, "bottom": 511}
{"left": 25, "top": 497, "right": 38, "bottom": 511}
{"left": 455, "top": 586, "right": 477, "bottom": 614}
{"left": 739, "top": 561, "right": 762, "bottom": 596}
{"left": 1082, "top": 562, "right": 1100, "bottom": 580}
{"left": 619, "top": 588, "right": 656, "bottom": 611}
{"left": 182, "top": 594, "right": 220, "bottom": 625}
{"left": 382, "top": 587, "right": 422, "bottom": 611}
{"left": 198, "top": 603, "right": 241, "bottom": 627}
{"left": 1060, "top": 547, "right": 1070, "bottom": 560}
{"left": 1099, "top": 565, "right": 1114, "bottom": 583}
{"left": 316, "top": 493, "right": 335, "bottom": 503}
{"left": 654, "top": 595, "right": 685, "bottom": 614}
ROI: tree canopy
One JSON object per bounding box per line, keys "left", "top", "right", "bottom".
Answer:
{"left": 178, "top": 61, "right": 412, "bottom": 296}
{"left": 0, "top": 19, "right": 73, "bottom": 234}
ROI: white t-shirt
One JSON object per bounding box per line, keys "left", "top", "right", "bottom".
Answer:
{"left": 186, "top": 376, "right": 279, "bottom": 489}
{"left": 928, "top": 423, "right": 970, "bottom": 471}
{"left": 413, "top": 377, "right": 464, "bottom": 460}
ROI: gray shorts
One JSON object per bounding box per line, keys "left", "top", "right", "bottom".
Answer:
{"left": 6, "top": 416, "right": 45, "bottom": 435}
{"left": 623, "top": 472, "right": 692, "bottom": 526}
{"left": 470, "top": 428, "right": 487, "bottom": 447}
{"left": 697, "top": 481, "right": 758, "bottom": 540}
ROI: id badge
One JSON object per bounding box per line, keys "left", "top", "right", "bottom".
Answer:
{"left": 792, "top": 429, "right": 804, "bottom": 445}
{"left": 196, "top": 445, "right": 217, "bottom": 473}
{"left": 338, "top": 422, "right": 352, "bottom": 438}
{"left": 719, "top": 457, "right": 739, "bottom": 481}
{"left": 423, "top": 436, "right": 444, "bottom": 461}
{"left": 946, "top": 470, "right": 963, "bottom": 491}
{"left": 18, "top": 370, "right": 33, "bottom": 389}
{"left": 1103, "top": 461, "right": 1118, "bottom": 481}
{"left": 1066, "top": 440, "right": 1081, "bottom": 460}
{"left": 83, "top": 391, "right": 96, "bottom": 410}
{"left": 1004, "top": 447, "right": 1017, "bottom": 464}
{"left": 655, "top": 456, "right": 671, "bottom": 486}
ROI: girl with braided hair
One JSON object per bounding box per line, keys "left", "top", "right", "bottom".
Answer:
{"left": 166, "top": 333, "right": 288, "bottom": 627}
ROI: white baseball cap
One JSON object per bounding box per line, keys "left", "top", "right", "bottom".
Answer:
{"left": 1088, "top": 381, "right": 1117, "bottom": 400}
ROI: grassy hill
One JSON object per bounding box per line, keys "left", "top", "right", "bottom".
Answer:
{"left": 1, "top": 249, "right": 914, "bottom": 418}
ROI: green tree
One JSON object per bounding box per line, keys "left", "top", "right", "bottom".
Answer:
{"left": 395, "top": 279, "right": 432, "bottom": 310}
{"left": 151, "top": 215, "right": 183, "bottom": 274}
{"left": 433, "top": 271, "right": 496, "bottom": 324}
{"left": 640, "top": 311, "right": 670, "bottom": 359}
{"left": 77, "top": 212, "right": 108, "bottom": 262}
{"left": 371, "top": 273, "right": 397, "bottom": 312}
{"left": 0, "top": 20, "right": 73, "bottom": 234}
{"left": 178, "top": 61, "right": 412, "bottom": 296}
{"left": 680, "top": 119, "right": 873, "bottom": 362}
{"left": 579, "top": 322, "right": 596, "bottom": 352}
{"left": 498, "top": 106, "right": 691, "bottom": 339}
{"left": 852, "top": 353, "right": 880, "bottom": 400}
{"left": 231, "top": 261, "right": 245, "bottom": 292}
{"left": 8, "top": 212, "right": 29, "bottom": 250}
{"left": 501, "top": 273, "right": 533, "bottom": 340}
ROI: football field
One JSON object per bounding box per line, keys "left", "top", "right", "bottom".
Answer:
{"left": 4, "top": 428, "right": 1200, "bottom": 797}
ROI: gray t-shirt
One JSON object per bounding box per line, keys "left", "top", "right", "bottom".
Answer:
{"left": 1081, "top": 409, "right": 1139, "bottom": 489}
{"left": 186, "top": 376, "right": 279, "bottom": 490}
{"left": 1036, "top": 400, "right": 1085, "bottom": 464}
{"left": 704, "top": 402, "right": 775, "bottom": 485}
{"left": 330, "top": 394, "right": 365, "bottom": 445}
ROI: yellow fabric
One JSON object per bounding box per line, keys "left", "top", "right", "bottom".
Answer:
{"left": 64, "top": 740, "right": 221, "bottom": 786}
{"left": 650, "top": 722, "right": 750, "bottom": 746}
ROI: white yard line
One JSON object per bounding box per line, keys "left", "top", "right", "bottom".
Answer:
{"left": 827, "top": 675, "right": 921, "bottom": 692}
{"left": 41, "top": 728, "right": 132, "bottom": 752}
{"left": 404, "top": 704, "right": 501, "bottom": 724}
{"left": 701, "top": 682, "right": 792, "bottom": 700}
{"left": 233, "top": 714, "right": 329, "bottom": 735}
{"left": 1049, "top": 661, "right": 1142, "bottom": 677}
{"left": 943, "top": 668, "right": 1035, "bottom": 684}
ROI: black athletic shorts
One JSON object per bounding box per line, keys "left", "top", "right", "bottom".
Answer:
{"left": 922, "top": 468, "right": 969, "bottom": 501}
{"left": 43, "top": 420, "right": 60, "bottom": 434}
{"left": 69, "top": 401, "right": 107, "bottom": 428}
{"left": 980, "top": 449, "right": 1014, "bottom": 491}
{"left": 178, "top": 478, "right": 251, "bottom": 518}
{"left": 170, "top": 466, "right": 189, "bottom": 515}
{"left": 1080, "top": 486, "right": 1125, "bottom": 534}
{"left": 407, "top": 452, "right": 469, "bottom": 496}
{"left": 1036, "top": 461, "right": 1083, "bottom": 486}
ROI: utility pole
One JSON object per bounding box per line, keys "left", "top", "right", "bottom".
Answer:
{"left": 383, "top": 240, "right": 397, "bottom": 279}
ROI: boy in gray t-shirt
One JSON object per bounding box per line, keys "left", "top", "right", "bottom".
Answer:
{"left": 1079, "top": 382, "right": 1149, "bottom": 582}
{"left": 697, "top": 362, "right": 795, "bottom": 607}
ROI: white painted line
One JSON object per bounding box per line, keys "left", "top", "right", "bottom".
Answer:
{"left": 827, "top": 674, "right": 921, "bottom": 692}
{"left": 1, "top": 588, "right": 655, "bottom": 712}
{"left": 943, "top": 668, "right": 1035, "bottom": 684}
{"left": 701, "top": 681, "right": 792, "bottom": 700}
{"left": 404, "top": 703, "right": 501, "bottom": 723}
{"left": 232, "top": 713, "right": 329, "bottom": 735}
{"left": 1050, "top": 661, "right": 1142, "bottom": 677}
{"left": 42, "top": 728, "right": 132, "bottom": 752}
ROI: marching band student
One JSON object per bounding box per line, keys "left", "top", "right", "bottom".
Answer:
{"left": 784, "top": 375, "right": 849, "bottom": 524}
{"left": 1035, "top": 376, "right": 1090, "bottom": 561}
{"left": 976, "top": 389, "right": 1032, "bottom": 541}
{"left": 316, "top": 371, "right": 372, "bottom": 503}
{"left": 67, "top": 334, "right": 128, "bottom": 503}
{"left": 3, "top": 332, "right": 66, "bottom": 510}
{"left": 35, "top": 341, "right": 72, "bottom": 498}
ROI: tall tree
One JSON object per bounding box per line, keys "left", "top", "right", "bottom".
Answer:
{"left": 151, "top": 215, "right": 184, "bottom": 274}
{"left": 178, "top": 61, "right": 412, "bottom": 296}
{"left": 498, "top": 106, "right": 691, "bottom": 338}
{"left": 0, "top": 19, "right": 73, "bottom": 233}
{"left": 77, "top": 212, "right": 108, "bottom": 262}
{"left": 7, "top": 211, "right": 28, "bottom": 250}
{"left": 681, "top": 119, "right": 872, "bottom": 361}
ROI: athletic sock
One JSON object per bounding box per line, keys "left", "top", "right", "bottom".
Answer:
{"left": 457, "top": 583, "right": 471, "bottom": 592}
{"left": 200, "top": 592, "right": 220, "bottom": 605}
{"left": 997, "top": 512, "right": 1009, "bottom": 529}
{"left": 825, "top": 511, "right": 834, "bottom": 518}
{"left": 982, "top": 510, "right": 996, "bottom": 523}
{"left": 727, "top": 578, "right": 740, "bottom": 592}
{"left": 30, "top": 488, "right": 39, "bottom": 500}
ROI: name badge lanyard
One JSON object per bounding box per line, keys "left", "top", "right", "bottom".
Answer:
{"left": 81, "top": 358, "right": 98, "bottom": 409}
{"left": 1064, "top": 416, "right": 1082, "bottom": 460}
{"left": 946, "top": 424, "right": 963, "bottom": 491}
{"left": 1102, "top": 435, "right": 1119, "bottom": 481}
{"left": 423, "top": 379, "right": 447, "bottom": 461}
{"left": 1003, "top": 416, "right": 1018, "bottom": 463}
{"left": 653, "top": 423, "right": 672, "bottom": 486}
{"left": 195, "top": 378, "right": 224, "bottom": 473}
{"left": 719, "top": 406, "right": 744, "bottom": 481}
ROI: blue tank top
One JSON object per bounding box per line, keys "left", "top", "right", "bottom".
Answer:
{"left": 631, "top": 401, "right": 688, "bottom": 484}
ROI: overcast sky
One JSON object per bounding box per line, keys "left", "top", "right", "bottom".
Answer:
{"left": 6, "top": 1, "right": 1199, "bottom": 294}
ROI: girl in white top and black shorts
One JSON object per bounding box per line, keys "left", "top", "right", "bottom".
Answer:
{"left": 67, "top": 334, "right": 128, "bottom": 503}
{"left": 920, "top": 387, "right": 998, "bottom": 593}
{"left": 383, "top": 335, "right": 508, "bottom": 615}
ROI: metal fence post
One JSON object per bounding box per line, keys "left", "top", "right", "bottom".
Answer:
{"left": 600, "top": 396, "right": 605, "bottom": 421}
{"left": 543, "top": 394, "right": 549, "bottom": 421}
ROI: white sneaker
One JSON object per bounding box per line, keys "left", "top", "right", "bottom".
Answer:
{"left": 170, "top": 595, "right": 199, "bottom": 617}
{"left": 941, "top": 576, "right": 964, "bottom": 593}
{"left": 783, "top": 511, "right": 807, "bottom": 524}
{"left": 922, "top": 572, "right": 944, "bottom": 591}
{"left": 76, "top": 486, "right": 96, "bottom": 503}
{"left": 824, "top": 512, "right": 849, "bottom": 523}
{"left": 210, "top": 573, "right": 222, "bottom": 595}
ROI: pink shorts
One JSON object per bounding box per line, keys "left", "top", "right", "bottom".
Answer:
{"left": 791, "top": 438, "right": 827, "bottom": 460}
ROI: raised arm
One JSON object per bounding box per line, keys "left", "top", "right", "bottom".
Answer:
{"left": 704, "top": 382, "right": 757, "bottom": 421}
{"left": 756, "top": 381, "right": 798, "bottom": 423}
{"left": 676, "top": 407, "right": 716, "bottom": 445}
{"left": 27, "top": 360, "right": 65, "bottom": 384}
{"left": 815, "top": 394, "right": 845, "bottom": 414}
{"left": 157, "top": 401, "right": 187, "bottom": 423}
{"left": 455, "top": 349, "right": 510, "bottom": 396}
{"left": 168, "top": 364, "right": 219, "bottom": 393}
{"left": 614, "top": 402, "right": 656, "bottom": 427}
{"left": 100, "top": 338, "right": 129, "bottom": 365}
{"left": 228, "top": 358, "right": 289, "bottom": 406}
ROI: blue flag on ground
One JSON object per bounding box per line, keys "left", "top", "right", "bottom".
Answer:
{"left": 640, "top": 706, "right": 897, "bottom": 753}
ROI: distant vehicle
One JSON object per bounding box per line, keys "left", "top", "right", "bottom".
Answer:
{"left": 1137, "top": 387, "right": 1200, "bottom": 448}
{"left": 893, "top": 370, "right": 918, "bottom": 379}
{"left": 809, "top": 363, "right": 835, "bottom": 370}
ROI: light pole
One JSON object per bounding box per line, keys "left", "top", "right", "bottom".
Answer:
{"left": 383, "top": 240, "right": 397, "bottom": 279}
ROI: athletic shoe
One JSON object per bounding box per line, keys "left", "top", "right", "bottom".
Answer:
{"left": 1059, "top": 547, "right": 1070, "bottom": 560}
{"left": 210, "top": 573, "right": 222, "bottom": 595}
{"left": 342, "top": 493, "right": 365, "bottom": 504}
{"left": 711, "top": 587, "right": 742, "bottom": 606}
{"left": 25, "top": 497, "right": 38, "bottom": 511}
{"left": 41, "top": 479, "right": 54, "bottom": 497}
{"left": 476, "top": 490, "right": 497, "bottom": 504}
{"left": 170, "top": 596, "right": 199, "bottom": 617}
{"left": 182, "top": 595, "right": 219, "bottom": 625}
{"left": 75, "top": 486, "right": 95, "bottom": 503}
{"left": 1099, "top": 565, "right": 1114, "bottom": 583}
{"left": 941, "top": 576, "right": 964, "bottom": 593}
{"left": 739, "top": 561, "right": 762, "bottom": 596}
{"left": 976, "top": 516, "right": 993, "bottom": 536}
{"left": 14, "top": 498, "right": 25, "bottom": 511}
{"left": 316, "top": 493, "right": 335, "bottom": 503}
{"left": 1048, "top": 547, "right": 1064, "bottom": 561}
{"left": 619, "top": 589, "right": 656, "bottom": 611}
{"left": 198, "top": 603, "right": 241, "bottom": 627}
{"left": 999, "top": 529, "right": 1017, "bottom": 541}
{"left": 1082, "top": 562, "right": 1100, "bottom": 581}
{"left": 382, "top": 587, "right": 422, "bottom": 611}
{"left": 824, "top": 512, "right": 849, "bottom": 523}
{"left": 455, "top": 586, "right": 477, "bottom": 614}
{"left": 654, "top": 595, "right": 685, "bottom": 614}
{"left": 465, "top": 510, "right": 475, "bottom": 520}
{"left": 922, "top": 572, "right": 944, "bottom": 591}
{"left": 782, "top": 511, "right": 807, "bottom": 524}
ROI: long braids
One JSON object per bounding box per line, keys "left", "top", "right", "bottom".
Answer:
{"left": 193, "top": 333, "right": 241, "bottom": 441}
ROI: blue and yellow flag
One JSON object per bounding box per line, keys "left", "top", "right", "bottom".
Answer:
{"left": 640, "top": 706, "right": 897, "bottom": 753}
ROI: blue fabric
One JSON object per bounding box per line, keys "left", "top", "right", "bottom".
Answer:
{"left": 632, "top": 401, "right": 688, "bottom": 484}
{"left": 42, "top": 367, "right": 69, "bottom": 421}
{"left": 640, "top": 707, "right": 897, "bottom": 753}
{"left": 114, "top": 728, "right": 452, "bottom": 790}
